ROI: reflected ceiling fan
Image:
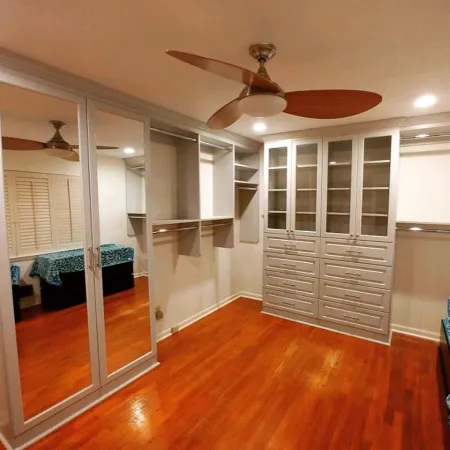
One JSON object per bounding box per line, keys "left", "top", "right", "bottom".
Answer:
{"left": 2, "top": 120, "right": 119, "bottom": 161}
{"left": 167, "top": 43, "right": 382, "bottom": 129}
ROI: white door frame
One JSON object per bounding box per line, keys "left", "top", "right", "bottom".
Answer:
{"left": 0, "top": 75, "right": 100, "bottom": 435}
{"left": 86, "top": 99, "right": 156, "bottom": 387}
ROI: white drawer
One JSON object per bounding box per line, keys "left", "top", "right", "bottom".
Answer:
{"left": 319, "top": 259, "right": 392, "bottom": 289}
{"left": 263, "top": 253, "right": 319, "bottom": 278}
{"left": 263, "top": 271, "right": 318, "bottom": 297}
{"left": 264, "top": 289, "right": 318, "bottom": 318}
{"left": 321, "top": 238, "right": 393, "bottom": 266}
{"left": 264, "top": 234, "right": 320, "bottom": 258}
{"left": 319, "top": 300, "right": 389, "bottom": 335}
{"left": 319, "top": 280, "right": 391, "bottom": 312}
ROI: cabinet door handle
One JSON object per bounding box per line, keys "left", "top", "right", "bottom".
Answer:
{"left": 344, "top": 292, "right": 361, "bottom": 299}
{"left": 87, "top": 247, "right": 94, "bottom": 271}
{"left": 345, "top": 271, "right": 361, "bottom": 277}
{"left": 283, "top": 263, "right": 296, "bottom": 268}
{"left": 95, "top": 246, "right": 102, "bottom": 269}
{"left": 343, "top": 314, "right": 360, "bottom": 321}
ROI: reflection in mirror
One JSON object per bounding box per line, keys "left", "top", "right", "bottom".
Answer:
{"left": 92, "top": 109, "right": 151, "bottom": 375}
{"left": 0, "top": 83, "right": 92, "bottom": 419}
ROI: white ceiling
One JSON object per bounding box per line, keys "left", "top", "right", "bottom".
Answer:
{"left": 1, "top": 0, "right": 450, "bottom": 139}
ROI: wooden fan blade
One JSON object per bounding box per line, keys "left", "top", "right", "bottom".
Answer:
{"left": 284, "top": 90, "right": 382, "bottom": 119}
{"left": 207, "top": 98, "right": 242, "bottom": 129}
{"left": 70, "top": 145, "right": 119, "bottom": 150}
{"left": 2, "top": 137, "right": 46, "bottom": 151}
{"left": 167, "top": 50, "right": 279, "bottom": 93}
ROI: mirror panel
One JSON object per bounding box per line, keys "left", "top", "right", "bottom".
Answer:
{"left": 0, "top": 82, "right": 92, "bottom": 419}
{"left": 91, "top": 109, "right": 152, "bottom": 375}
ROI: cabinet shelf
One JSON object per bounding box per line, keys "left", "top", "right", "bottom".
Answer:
{"left": 296, "top": 211, "right": 316, "bottom": 215}
{"left": 234, "top": 180, "right": 258, "bottom": 188}
{"left": 268, "top": 210, "right": 286, "bottom": 214}
{"left": 153, "top": 218, "right": 198, "bottom": 226}
{"left": 328, "top": 188, "right": 350, "bottom": 191}
{"left": 235, "top": 163, "right": 258, "bottom": 171}
{"left": 327, "top": 212, "right": 350, "bottom": 216}
{"left": 201, "top": 216, "right": 233, "bottom": 222}
{"left": 363, "top": 186, "right": 389, "bottom": 191}
{"left": 364, "top": 160, "right": 390, "bottom": 165}
{"left": 329, "top": 162, "right": 351, "bottom": 167}
{"left": 269, "top": 166, "right": 287, "bottom": 170}
{"left": 296, "top": 188, "right": 317, "bottom": 191}
{"left": 296, "top": 164, "right": 317, "bottom": 168}
{"left": 268, "top": 189, "right": 287, "bottom": 192}
{"left": 362, "top": 213, "right": 388, "bottom": 217}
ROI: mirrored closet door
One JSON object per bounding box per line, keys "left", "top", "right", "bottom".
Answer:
{"left": 0, "top": 82, "right": 98, "bottom": 428}
{"left": 89, "top": 104, "right": 153, "bottom": 379}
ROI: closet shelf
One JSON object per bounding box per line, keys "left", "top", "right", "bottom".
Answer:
{"left": 268, "top": 210, "right": 286, "bottom": 214}
{"left": 153, "top": 218, "right": 198, "bottom": 226}
{"left": 296, "top": 164, "right": 317, "bottom": 168}
{"left": 363, "top": 187, "right": 389, "bottom": 191}
{"left": 362, "top": 213, "right": 388, "bottom": 217}
{"left": 296, "top": 188, "right": 316, "bottom": 191}
{"left": 128, "top": 213, "right": 146, "bottom": 219}
{"left": 268, "top": 166, "right": 287, "bottom": 170}
{"left": 296, "top": 212, "right": 316, "bottom": 215}
{"left": 235, "top": 180, "right": 258, "bottom": 188}
{"left": 364, "top": 160, "right": 390, "bottom": 165}
{"left": 152, "top": 225, "right": 197, "bottom": 235}
{"left": 268, "top": 188, "right": 287, "bottom": 192}
{"left": 234, "top": 163, "right": 258, "bottom": 171}
{"left": 328, "top": 188, "right": 350, "bottom": 191}
{"left": 327, "top": 212, "right": 350, "bottom": 216}
{"left": 329, "top": 162, "right": 351, "bottom": 167}
{"left": 201, "top": 216, "right": 233, "bottom": 222}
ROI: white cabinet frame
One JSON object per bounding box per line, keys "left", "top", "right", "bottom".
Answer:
{"left": 321, "top": 135, "right": 359, "bottom": 240}
{"left": 355, "top": 129, "right": 399, "bottom": 243}
{"left": 290, "top": 138, "right": 323, "bottom": 237}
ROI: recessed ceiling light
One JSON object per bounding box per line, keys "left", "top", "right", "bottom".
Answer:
{"left": 414, "top": 95, "right": 436, "bottom": 108}
{"left": 415, "top": 134, "right": 430, "bottom": 138}
{"left": 253, "top": 121, "right": 267, "bottom": 133}
{"left": 124, "top": 147, "right": 135, "bottom": 154}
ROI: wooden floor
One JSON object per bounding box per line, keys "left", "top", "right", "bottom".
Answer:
{"left": 22, "top": 298, "right": 449, "bottom": 449}
{"left": 16, "top": 277, "right": 151, "bottom": 419}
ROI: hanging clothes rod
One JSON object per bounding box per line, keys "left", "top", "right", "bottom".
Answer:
{"left": 396, "top": 226, "right": 450, "bottom": 234}
{"left": 149, "top": 127, "right": 231, "bottom": 150}
{"left": 152, "top": 225, "right": 198, "bottom": 235}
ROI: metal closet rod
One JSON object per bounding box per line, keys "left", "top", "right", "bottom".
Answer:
{"left": 149, "top": 127, "right": 231, "bottom": 150}
{"left": 396, "top": 226, "right": 450, "bottom": 234}
{"left": 152, "top": 225, "right": 198, "bottom": 235}
{"left": 201, "top": 223, "right": 231, "bottom": 229}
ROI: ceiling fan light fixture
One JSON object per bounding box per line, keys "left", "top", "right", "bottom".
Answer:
{"left": 253, "top": 121, "right": 267, "bottom": 133}
{"left": 240, "top": 94, "right": 287, "bottom": 118}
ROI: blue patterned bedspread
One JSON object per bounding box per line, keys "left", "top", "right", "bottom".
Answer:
{"left": 10, "top": 264, "right": 20, "bottom": 286}
{"left": 30, "top": 244, "right": 134, "bottom": 286}
{"left": 444, "top": 318, "right": 450, "bottom": 342}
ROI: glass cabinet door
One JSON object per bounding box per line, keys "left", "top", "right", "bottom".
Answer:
{"left": 356, "top": 132, "right": 397, "bottom": 241}
{"left": 266, "top": 144, "right": 290, "bottom": 233}
{"left": 292, "top": 140, "right": 321, "bottom": 235}
{"left": 322, "top": 137, "right": 358, "bottom": 237}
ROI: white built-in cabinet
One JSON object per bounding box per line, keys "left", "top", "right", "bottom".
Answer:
{"left": 263, "top": 129, "right": 399, "bottom": 343}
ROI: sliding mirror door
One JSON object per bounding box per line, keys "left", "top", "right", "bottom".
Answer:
{"left": 89, "top": 105, "right": 153, "bottom": 378}
{"left": 0, "top": 82, "right": 96, "bottom": 422}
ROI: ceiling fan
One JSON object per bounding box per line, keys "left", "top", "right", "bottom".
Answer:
{"left": 2, "top": 120, "right": 119, "bottom": 161}
{"left": 167, "top": 43, "right": 382, "bottom": 129}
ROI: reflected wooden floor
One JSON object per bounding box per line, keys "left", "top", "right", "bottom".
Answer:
{"left": 16, "top": 276, "right": 151, "bottom": 419}
{"left": 27, "top": 298, "right": 449, "bottom": 450}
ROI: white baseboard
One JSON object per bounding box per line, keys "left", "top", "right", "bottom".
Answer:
{"left": 156, "top": 292, "right": 243, "bottom": 342}
{"left": 238, "top": 291, "right": 262, "bottom": 301}
{"left": 133, "top": 272, "right": 148, "bottom": 278}
{"left": 391, "top": 323, "right": 440, "bottom": 342}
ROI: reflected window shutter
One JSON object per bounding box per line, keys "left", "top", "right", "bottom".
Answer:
{"left": 68, "top": 176, "right": 83, "bottom": 244}
{"left": 3, "top": 174, "right": 14, "bottom": 255}
{"left": 15, "top": 175, "right": 53, "bottom": 253}
{"left": 52, "top": 175, "right": 72, "bottom": 246}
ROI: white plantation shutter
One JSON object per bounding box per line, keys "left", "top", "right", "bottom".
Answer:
{"left": 52, "top": 175, "right": 83, "bottom": 247}
{"left": 3, "top": 174, "right": 15, "bottom": 255}
{"left": 15, "top": 175, "right": 53, "bottom": 254}
{"left": 68, "top": 176, "right": 83, "bottom": 244}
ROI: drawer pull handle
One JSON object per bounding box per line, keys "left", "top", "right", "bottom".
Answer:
{"left": 343, "top": 314, "right": 360, "bottom": 321}
{"left": 346, "top": 250, "right": 362, "bottom": 255}
{"left": 345, "top": 271, "right": 361, "bottom": 277}
{"left": 280, "top": 301, "right": 295, "bottom": 307}
{"left": 344, "top": 292, "right": 361, "bottom": 299}
{"left": 283, "top": 244, "right": 296, "bottom": 249}
{"left": 283, "top": 282, "right": 296, "bottom": 287}
{"left": 283, "top": 263, "right": 296, "bottom": 268}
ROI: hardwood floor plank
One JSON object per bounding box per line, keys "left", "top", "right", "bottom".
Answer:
{"left": 7, "top": 297, "right": 446, "bottom": 449}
